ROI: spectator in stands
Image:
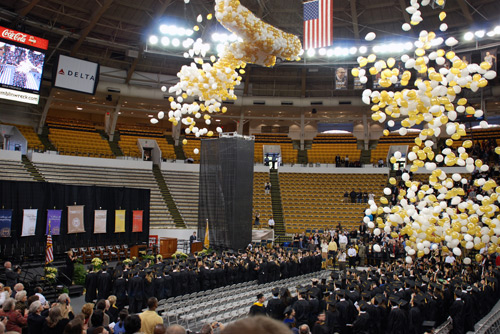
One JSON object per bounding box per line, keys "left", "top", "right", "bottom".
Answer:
{"left": 56, "top": 294, "right": 74, "bottom": 320}
{"left": 3, "top": 262, "right": 19, "bottom": 289}
{"left": 254, "top": 213, "right": 260, "bottom": 229}
{"left": 349, "top": 189, "right": 356, "bottom": 203}
{"left": 338, "top": 233, "right": 348, "bottom": 251}
{"left": 221, "top": 316, "right": 290, "bottom": 334}
{"left": 28, "top": 301, "right": 47, "bottom": 334}
{"left": 107, "top": 296, "right": 119, "bottom": 324}
{"left": 12, "top": 284, "right": 24, "bottom": 299}
{"left": 356, "top": 189, "right": 363, "bottom": 203}
{"left": 0, "top": 284, "right": 7, "bottom": 308}
{"left": 92, "top": 300, "right": 109, "bottom": 327}
{"left": 80, "top": 303, "right": 94, "bottom": 328}
{"left": 125, "top": 314, "right": 142, "bottom": 334}
{"left": 42, "top": 306, "right": 69, "bottom": 334}
{"left": 268, "top": 216, "right": 275, "bottom": 230}
{"left": 0, "top": 298, "right": 27, "bottom": 333}
{"left": 63, "top": 318, "right": 84, "bottom": 334}
{"left": 153, "top": 324, "right": 166, "bottom": 334}
{"left": 139, "top": 298, "right": 163, "bottom": 334}
{"left": 165, "top": 325, "right": 185, "bottom": 334}
{"left": 347, "top": 245, "right": 357, "bottom": 269}
{"left": 249, "top": 293, "right": 266, "bottom": 316}
{"left": 34, "top": 287, "right": 47, "bottom": 306}
{"left": 113, "top": 310, "right": 128, "bottom": 334}
{"left": 264, "top": 182, "right": 271, "bottom": 195}
{"left": 342, "top": 191, "right": 348, "bottom": 203}
{"left": 87, "top": 310, "right": 110, "bottom": 334}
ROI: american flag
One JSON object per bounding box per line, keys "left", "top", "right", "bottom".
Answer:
{"left": 303, "top": 0, "right": 333, "bottom": 50}
{"left": 45, "top": 232, "right": 54, "bottom": 264}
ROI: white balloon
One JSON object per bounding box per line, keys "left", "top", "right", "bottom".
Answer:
{"left": 374, "top": 228, "right": 381, "bottom": 236}
{"left": 463, "top": 257, "right": 471, "bottom": 265}
{"left": 193, "top": 148, "right": 199, "bottom": 154}
{"left": 365, "top": 32, "right": 376, "bottom": 41}
{"left": 368, "top": 221, "right": 375, "bottom": 229}
{"left": 150, "top": 118, "right": 159, "bottom": 124}
{"left": 384, "top": 188, "right": 392, "bottom": 196}
{"left": 161, "top": 86, "right": 167, "bottom": 92}
{"left": 373, "top": 244, "right": 381, "bottom": 252}
{"left": 406, "top": 256, "right": 413, "bottom": 264}
{"left": 402, "top": 23, "right": 411, "bottom": 31}
{"left": 484, "top": 71, "right": 497, "bottom": 80}
{"left": 394, "top": 151, "right": 402, "bottom": 159}
{"left": 453, "top": 247, "right": 462, "bottom": 257}
{"left": 445, "top": 37, "right": 458, "bottom": 47}
{"left": 158, "top": 111, "right": 165, "bottom": 119}
{"left": 439, "top": 23, "right": 448, "bottom": 31}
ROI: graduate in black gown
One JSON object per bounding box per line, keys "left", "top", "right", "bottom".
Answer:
{"left": 312, "top": 311, "right": 329, "bottom": 334}
{"left": 386, "top": 297, "right": 408, "bottom": 334}
{"left": 97, "top": 265, "right": 113, "bottom": 300}
{"left": 85, "top": 265, "right": 98, "bottom": 303}
{"left": 249, "top": 293, "right": 267, "bottom": 316}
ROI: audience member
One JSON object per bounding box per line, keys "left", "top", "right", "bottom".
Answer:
{"left": 42, "top": 306, "right": 70, "bottom": 334}
{"left": 139, "top": 298, "right": 163, "bottom": 334}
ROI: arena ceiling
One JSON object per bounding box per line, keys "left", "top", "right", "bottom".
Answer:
{"left": 1, "top": 0, "right": 500, "bottom": 124}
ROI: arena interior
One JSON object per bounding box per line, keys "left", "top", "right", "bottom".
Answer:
{"left": 1, "top": 0, "right": 500, "bottom": 333}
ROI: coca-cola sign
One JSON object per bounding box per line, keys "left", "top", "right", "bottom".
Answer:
{"left": 0, "top": 26, "right": 48, "bottom": 50}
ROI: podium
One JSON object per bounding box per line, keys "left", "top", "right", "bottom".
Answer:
{"left": 160, "top": 237, "right": 177, "bottom": 258}
{"left": 190, "top": 241, "right": 203, "bottom": 254}
{"left": 130, "top": 244, "right": 147, "bottom": 258}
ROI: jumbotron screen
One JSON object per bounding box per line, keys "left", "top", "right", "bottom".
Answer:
{"left": 0, "top": 27, "right": 48, "bottom": 105}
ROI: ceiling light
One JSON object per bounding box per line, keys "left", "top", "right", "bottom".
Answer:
{"left": 186, "top": 29, "right": 194, "bottom": 36}
{"left": 149, "top": 35, "right": 158, "bottom": 44}
{"left": 464, "top": 32, "right": 474, "bottom": 41}
{"left": 215, "top": 119, "right": 221, "bottom": 122}
{"left": 318, "top": 48, "right": 326, "bottom": 56}
{"left": 307, "top": 48, "right": 316, "bottom": 57}
{"left": 161, "top": 37, "right": 170, "bottom": 46}
{"left": 358, "top": 46, "right": 367, "bottom": 54}
{"left": 487, "top": 31, "right": 495, "bottom": 37}
{"left": 495, "top": 26, "right": 500, "bottom": 34}
{"left": 475, "top": 30, "right": 485, "bottom": 38}
{"left": 76, "top": 107, "right": 83, "bottom": 110}
{"left": 159, "top": 24, "right": 168, "bottom": 34}
{"left": 349, "top": 47, "right": 357, "bottom": 54}
{"left": 326, "top": 49, "right": 334, "bottom": 57}
{"left": 172, "top": 38, "right": 180, "bottom": 47}
{"left": 148, "top": 115, "right": 154, "bottom": 118}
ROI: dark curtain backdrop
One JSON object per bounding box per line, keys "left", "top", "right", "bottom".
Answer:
{"left": 0, "top": 180, "right": 150, "bottom": 259}
{"left": 198, "top": 137, "right": 254, "bottom": 250}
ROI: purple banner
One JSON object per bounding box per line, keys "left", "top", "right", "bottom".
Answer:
{"left": 46, "top": 210, "right": 62, "bottom": 235}
{"left": 0, "top": 209, "right": 12, "bottom": 237}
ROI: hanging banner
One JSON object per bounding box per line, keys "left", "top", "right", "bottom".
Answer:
{"left": 0, "top": 209, "right": 12, "bottom": 237}
{"left": 22, "top": 209, "right": 38, "bottom": 236}
{"left": 46, "top": 210, "right": 62, "bottom": 235}
{"left": 94, "top": 210, "right": 107, "bottom": 234}
{"left": 335, "top": 67, "right": 347, "bottom": 90}
{"left": 481, "top": 48, "right": 497, "bottom": 72}
{"left": 132, "top": 210, "right": 143, "bottom": 232}
{"left": 115, "top": 210, "right": 126, "bottom": 233}
{"left": 67, "top": 205, "right": 85, "bottom": 234}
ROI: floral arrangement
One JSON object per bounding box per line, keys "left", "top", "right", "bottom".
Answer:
{"left": 156, "top": 254, "right": 163, "bottom": 261}
{"left": 91, "top": 257, "right": 103, "bottom": 270}
{"left": 123, "top": 258, "right": 133, "bottom": 265}
{"left": 172, "top": 251, "right": 188, "bottom": 260}
{"left": 44, "top": 266, "right": 58, "bottom": 283}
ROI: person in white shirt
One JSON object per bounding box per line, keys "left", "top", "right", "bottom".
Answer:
{"left": 268, "top": 217, "right": 275, "bottom": 229}
{"left": 339, "top": 233, "right": 348, "bottom": 251}
{"left": 445, "top": 252, "right": 456, "bottom": 264}
{"left": 347, "top": 245, "right": 357, "bottom": 268}
{"left": 34, "top": 287, "right": 46, "bottom": 305}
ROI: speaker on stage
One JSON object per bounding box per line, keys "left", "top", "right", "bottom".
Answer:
{"left": 198, "top": 136, "right": 254, "bottom": 250}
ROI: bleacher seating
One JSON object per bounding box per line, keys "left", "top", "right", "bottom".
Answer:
{"left": 253, "top": 134, "right": 297, "bottom": 164}
{"left": 252, "top": 172, "right": 273, "bottom": 228}
{"left": 46, "top": 117, "right": 98, "bottom": 131}
{"left": 162, "top": 170, "right": 199, "bottom": 228}
{"left": 308, "top": 134, "right": 360, "bottom": 164}
{"left": 118, "top": 124, "right": 175, "bottom": 160}
{"left": 32, "top": 163, "right": 176, "bottom": 228}
{"left": 371, "top": 132, "right": 420, "bottom": 163}
{"left": 9, "top": 124, "right": 44, "bottom": 151}
{"left": 182, "top": 136, "right": 201, "bottom": 163}
{"left": 48, "top": 128, "right": 114, "bottom": 158}
{"left": 0, "top": 159, "right": 35, "bottom": 182}
{"left": 279, "top": 173, "right": 386, "bottom": 233}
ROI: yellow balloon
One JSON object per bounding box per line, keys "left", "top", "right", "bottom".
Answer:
{"left": 439, "top": 11, "right": 447, "bottom": 21}
{"left": 182, "top": 139, "right": 188, "bottom": 145}
{"left": 476, "top": 254, "right": 483, "bottom": 262}
{"left": 387, "top": 58, "right": 396, "bottom": 68}
{"left": 351, "top": 68, "right": 360, "bottom": 77}
{"left": 389, "top": 177, "right": 397, "bottom": 185}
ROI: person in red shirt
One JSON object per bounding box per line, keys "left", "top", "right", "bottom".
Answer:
{"left": 0, "top": 298, "right": 27, "bottom": 333}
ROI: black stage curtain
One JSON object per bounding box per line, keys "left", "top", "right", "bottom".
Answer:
{"left": 0, "top": 180, "right": 150, "bottom": 260}
{"left": 198, "top": 137, "right": 254, "bottom": 250}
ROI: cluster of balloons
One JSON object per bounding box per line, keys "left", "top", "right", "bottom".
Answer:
{"left": 154, "top": 0, "right": 302, "bottom": 154}
{"left": 357, "top": 1, "right": 499, "bottom": 264}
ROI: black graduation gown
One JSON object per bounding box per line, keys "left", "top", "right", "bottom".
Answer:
{"left": 387, "top": 307, "right": 407, "bottom": 334}
{"left": 352, "top": 312, "right": 370, "bottom": 334}
{"left": 312, "top": 321, "right": 329, "bottom": 334}
{"left": 266, "top": 298, "right": 286, "bottom": 320}
{"left": 97, "top": 271, "right": 113, "bottom": 300}
{"left": 293, "top": 299, "right": 311, "bottom": 326}
{"left": 408, "top": 306, "right": 423, "bottom": 334}
{"left": 164, "top": 274, "right": 173, "bottom": 298}
{"left": 144, "top": 278, "right": 154, "bottom": 300}
{"left": 326, "top": 310, "right": 342, "bottom": 334}
{"left": 85, "top": 271, "right": 98, "bottom": 302}
{"left": 248, "top": 303, "right": 266, "bottom": 316}
{"left": 153, "top": 276, "right": 166, "bottom": 300}
{"left": 170, "top": 271, "right": 181, "bottom": 296}
{"left": 112, "top": 277, "right": 128, "bottom": 308}
{"left": 449, "top": 299, "right": 465, "bottom": 334}
{"left": 128, "top": 275, "right": 145, "bottom": 313}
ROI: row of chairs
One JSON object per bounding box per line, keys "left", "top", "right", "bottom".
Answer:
{"left": 70, "top": 245, "right": 130, "bottom": 264}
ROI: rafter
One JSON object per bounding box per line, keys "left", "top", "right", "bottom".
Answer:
{"left": 397, "top": 0, "right": 411, "bottom": 23}
{"left": 17, "top": 0, "right": 41, "bottom": 17}
{"left": 125, "top": 0, "right": 173, "bottom": 84}
{"left": 70, "top": 0, "right": 114, "bottom": 56}
{"left": 350, "top": 0, "right": 360, "bottom": 40}
{"left": 456, "top": 0, "right": 475, "bottom": 24}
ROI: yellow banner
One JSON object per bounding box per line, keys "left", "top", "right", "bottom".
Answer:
{"left": 115, "top": 210, "right": 126, "bottom": 233}
{"left": 204, "top": 219, "right": 209, "bottom": 249}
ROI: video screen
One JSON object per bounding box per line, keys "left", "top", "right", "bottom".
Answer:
{"left": 0, "top": 41, "right": 45, "bottom": 93}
